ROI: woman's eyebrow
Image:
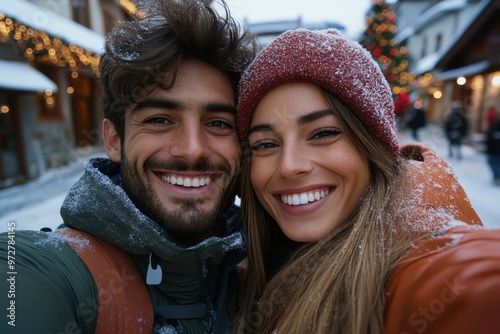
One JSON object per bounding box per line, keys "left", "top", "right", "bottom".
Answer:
{"left": 248, "top": 109, "right": 334, "bottom": 136}
{"left": 298, "top": 109, "right": 333, "bottom": 125}
{"left": 248, "top": 123, "right": 275, "bottom": 137}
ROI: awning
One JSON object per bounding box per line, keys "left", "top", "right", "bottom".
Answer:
{"left": 0, "top": 0, "right": 104, "bottom": 54}
{"left": 0, "top": 59, "right": 58, "bottom": 92}
{"left": 435, "top": 60, "right": 490, "bottom": 81}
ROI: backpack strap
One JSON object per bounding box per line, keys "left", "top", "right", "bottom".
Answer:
{"left": 56, "top": 228, "right": 154, "bottom": 334}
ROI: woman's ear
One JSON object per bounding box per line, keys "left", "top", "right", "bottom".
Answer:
{"left": 102, "top": 119, "right": 121, "bottom": 163}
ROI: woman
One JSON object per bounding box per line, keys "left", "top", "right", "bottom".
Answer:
{"left": 234, "top": 28, "right": 500, "bottom": 333}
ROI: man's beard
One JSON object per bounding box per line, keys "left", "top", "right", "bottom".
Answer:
{"left": 120, "top": 153, "right": 237, "bottom": 237}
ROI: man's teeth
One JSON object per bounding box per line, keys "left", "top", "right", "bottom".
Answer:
{"left": 281, "top": 190, "right": 329, "bottom": 206}
{"left": 162, "top": 175, "right": 212, "bottom": 187}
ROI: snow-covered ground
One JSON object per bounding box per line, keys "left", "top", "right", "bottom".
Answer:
{"left": 0, "top": 125, "right": 499, "bottom": 233}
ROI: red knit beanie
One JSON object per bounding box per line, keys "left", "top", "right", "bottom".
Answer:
{"left": 237, "top": 28, "right": 399, "bottom": 159}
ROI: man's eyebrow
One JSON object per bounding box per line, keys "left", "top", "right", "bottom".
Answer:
{"left": 203, "top": 102, "right": 237, "bottom": 115}
{"left": 131, "top": 99, "right": 236, "bottom": 115}
{"left": 132, "top": 98, "right": 180, "bottom": 113}
{"left": 298, "top": 109, "right": 334, "bottom": 125}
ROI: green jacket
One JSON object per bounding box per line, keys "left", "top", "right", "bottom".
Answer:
{"left": 0, "top": 158, "right": 245, "bottom": 333}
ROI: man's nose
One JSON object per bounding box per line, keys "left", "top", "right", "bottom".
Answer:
{"left": 170, "top": 120, "right": 210, "bottom": 163}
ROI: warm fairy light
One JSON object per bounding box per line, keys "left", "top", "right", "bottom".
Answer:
{"left": 119, "top": 0, "right": 145, "bottom": 18}
{"left": 457, "top": 76, "right": 467, "bottom": 85}
{"left": 492, "top": 75, "right": 500, "bottom": 87}
{"left": 433, "top": 91, "right": 442, "bottom": 99}
{"left": 0, "top": 14, "right": 100, "bottom": 75}
{"left": 67, "top": 86, "right": 74, "bottom": 94}
{"left": 1, "top": 105, "right": 9, "bottom": 113}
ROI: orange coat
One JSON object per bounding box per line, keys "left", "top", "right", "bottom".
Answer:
{"left": 385, "top": 145, "right": 500, "bottom": 333}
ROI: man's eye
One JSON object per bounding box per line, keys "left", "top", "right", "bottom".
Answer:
{"left": 208, "top": 120, "right": 232, "bottom": 128}
{"left": 146, "top": 117, "right": 170, "bottom": 124}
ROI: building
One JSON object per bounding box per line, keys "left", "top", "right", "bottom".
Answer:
{"left": 0, "top": 0, "right": 137, "bottom": 188}
{"left": 395, "top": 0, "right": 499, "bottom": 136}
{"left": 245, "top": 18, "right": 345, "bottom": 50}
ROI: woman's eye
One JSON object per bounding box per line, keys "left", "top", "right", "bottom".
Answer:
{"left": 311, "top": 128, "right": 342, "bottom": 140}
{"left": 250, "top": 141, "right": 278, "bottom": 151}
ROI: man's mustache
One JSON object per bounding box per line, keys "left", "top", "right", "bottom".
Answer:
{"left": 145, "top": 157, "right": 231, "bottom": 174}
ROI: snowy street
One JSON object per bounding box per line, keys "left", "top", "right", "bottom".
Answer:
{"left": 0, "top": 124, "right": 499, "bottom": 233}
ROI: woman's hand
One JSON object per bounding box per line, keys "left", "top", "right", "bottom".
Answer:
{"left": 401, "top": 143, "right": 482, "bottom": 228}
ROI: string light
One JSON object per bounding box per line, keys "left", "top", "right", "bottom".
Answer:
{"left": 0, "top": 12, "right": 100, "bottom": 75}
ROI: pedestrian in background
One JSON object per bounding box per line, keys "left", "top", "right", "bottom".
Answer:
{"left": 486, "top": 118, "right": 500, "bottom": 185}
{"left": 487, "top": 106, "right": 498, "bottom": 131}
{"left": 404, "top": 98, "right": 426, "bottom": 141}
{"left": 444, "top": 101, "right": 468, "bottom": 160}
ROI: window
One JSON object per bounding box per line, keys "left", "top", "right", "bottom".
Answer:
{"left": 421, "top": 36, "right": 427, "bottom": 58}
{"left": 72, "top": 0, "right": 91, "bottom": 28}
{"left": 36, "top": 65, "right": 63, "bottom": 120}
{"left": 435, "top": 34, "right": 442, "bottom": 52}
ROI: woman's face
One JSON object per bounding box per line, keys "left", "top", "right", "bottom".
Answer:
{"left": 248, "top": 82, "right": 370, "bottom": 242}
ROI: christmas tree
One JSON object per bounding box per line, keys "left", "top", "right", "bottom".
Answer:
{"left": 360, "top": 0, "right": 415, "bottom": 116}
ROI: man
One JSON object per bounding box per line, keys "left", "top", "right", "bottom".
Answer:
{"left": 0, "top": 1, "right": 255, "bottom": 333}
{"left": 404, "top": 100, "right": 427, "bottom": 141}
{"left": 444, "top": 101, "right": 469, "bottom": 160}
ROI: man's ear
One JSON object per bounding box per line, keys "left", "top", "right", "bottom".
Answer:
{"left": 102, "top": 119, "right": 121, "bottom": 163}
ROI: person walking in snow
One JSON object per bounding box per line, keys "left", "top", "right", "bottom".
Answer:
{"left": 444, "top": 101, "right": 469, "bottom": 160}
{"left": 0, "top": 1, "right": 256, "bottom": 333}
{"left": 486, "top": 118, "right": 500, "bottom": 185}
{"left": 233, "top": 28, "right": 500, "bottom": 334}
{"left": 486, "top": 106, "right": 498, "bottom": 130}
{"left": 404, "top": 99, "right": 427, "bottom": 141}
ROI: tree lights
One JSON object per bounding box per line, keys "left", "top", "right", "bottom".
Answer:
{"left": 360, "top": 0, "right": 415, "bottom": 111}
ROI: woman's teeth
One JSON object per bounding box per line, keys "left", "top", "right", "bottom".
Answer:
{"left": 281, "top": 189, "right": 329, "bottom": 206}
{"left": 162, "top": 175, "right": 212, "bottom": 188}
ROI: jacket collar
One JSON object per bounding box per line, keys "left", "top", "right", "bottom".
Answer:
{"left": 60, "top": 157, "right": 245, "bottom": 263}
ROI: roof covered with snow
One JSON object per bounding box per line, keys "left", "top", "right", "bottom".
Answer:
{"left": 0, "top": 59, "right": 58, "bottom": 92}
{"left": 0, "top": 0, "right": 104, "bottom": 54}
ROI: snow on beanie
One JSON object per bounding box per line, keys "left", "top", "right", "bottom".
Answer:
{"left": 237, "top": 28, "right": 399, "bottom": 158}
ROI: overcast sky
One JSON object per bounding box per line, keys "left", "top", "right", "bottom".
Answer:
{"left": 218, "top": 0, "right": 396, "bottom": 39}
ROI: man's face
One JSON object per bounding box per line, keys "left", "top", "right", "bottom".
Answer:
{"left": 103, "top": 60, "right": 240, "bottom": 244}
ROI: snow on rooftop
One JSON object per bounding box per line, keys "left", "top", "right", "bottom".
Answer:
{"left": 414, "top": 52, "right": 441, "bottom": 75}
{"left": 416, "top": 0, "right": 468, "bottom": 30}
{"left": 0, "top": 59, "right": 58, "bottom": 92}
{"left": 0, "top": 0, "right": 104, "bottom": 54}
